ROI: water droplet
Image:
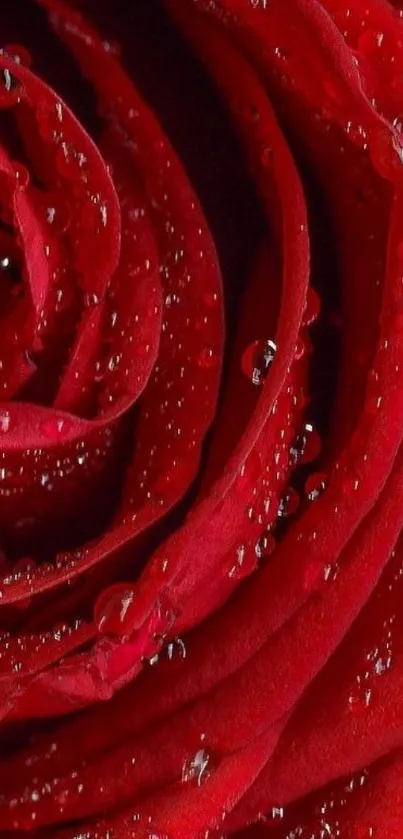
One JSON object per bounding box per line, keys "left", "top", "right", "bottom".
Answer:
{"left": 94, "top": 584, "right": 136, "bottom": 636}
{"left": 357, "top": 29, "right": 385, "bottom": 56}
{"left": 305, "top": 472, "right": 327, "bottom": 501}
{"left": 0, "top": 255, "right": 20, "bottom": 286}
{"left": 134, "top": 343, "right": 151, "bottom": 359}
{"left": 24, "top": 349, "right": 36, "bottom": 370}
{"left": 94, "top": 360, "right": 105, "bottom": 383}
{"left": 235, "top": 451, "right": 262, "bottom": 491}
{"left": 278, "top": 487, "right": 299, "bottom": 518}
{"left": 255, "top": 531, "right": 275, "bottom": 561}
{"left": 303, "top": 287, "right": 321, "bottom": 325}
{"left": 294, "top": 335, "right": 307, "bottom": 360}
{"left": 260, "top": 145, "right": 274, "bottom": 167}
{"left": 45, "top": 197, "right": 71, "bottom": 233}
{"left": 348, "top": 690, "right": 372, "bottom": 715}
{"left": 370, "top": 127, "right": 402, "bottom": 180}
{"left": 241, "top": 339, "right": 277, "bottom": 386}
{"left": 228, "top": 544, "right": 257, "bottom": 580}
{"left": 108, "top": 353, "right": 121, "bottom": 372}
{"left": 196, "top": 347, "right": 220, "bottom": 370}
{"left": 182, "top": 749, "right": 211, "bottom": 786}
{"left": 233, "top": 99, "right": 260, "bottom": 123}
{"left": 270, "top": 806, "right": 285, "bottom": 820}
{"left": 41, "top": 416, "right": 73, "bottom": 439}
{"left": 163, "top": 637, "right": 187, "bottom": 663}
{"left": 345, "top": 121, "right": 368, "bottom": 149}
{"left": 13, "top": 163, "right": 29, "bottom": 189}
{"left": 273, "top": 45, "right": 287, "bottom": 61}
{"left": 290, "top": 423, "right": 321, "bottom": 464}
{"left": 0, "top": 66, "right": 21, "bottom": 106}
{"left": 84, "top": 292, "right": 100, "bottom": 308}
{"left": 0, "top": 412, "right": 11, "bottom": 433}
{"left": 203, "top": 291, "right": 218, "bottom": 307}
{"left": 56, "top": 142, "right": 88, "bottom": 181}
{"left": 3, "top": 44, "right": 32, "bottom": 67}
{"left": 354, "top": 826, "right": 376, "bottom": 838}
{"left": 393, "top": 114, "right": 403, "bottom": 134}
{"left": 101, "top": 39, "right": 121, "bottom": 57}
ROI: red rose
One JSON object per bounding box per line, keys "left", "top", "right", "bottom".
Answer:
{"left": 0, "top": 0, "right": 402, "bottom": 835}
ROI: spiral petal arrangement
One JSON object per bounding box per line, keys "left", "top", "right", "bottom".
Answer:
{"left": 0, "top": 1, "right": 402, "bottom": 837}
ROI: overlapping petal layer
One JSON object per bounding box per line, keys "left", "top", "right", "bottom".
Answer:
{"left": 0, "top": 0, "right": 401, "bottom": 837}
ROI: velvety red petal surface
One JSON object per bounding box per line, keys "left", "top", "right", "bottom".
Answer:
{"left": 0, "top": 0, "right": 401, "bottom": 836}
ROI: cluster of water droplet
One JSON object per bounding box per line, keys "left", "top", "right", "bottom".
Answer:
{"left": 271, "top": 768, "right": 373, "bottom": 839}
{"left": 0, "top": 7, "right": 396, "bottom": 839}
{"left": 0, "top": 618, "right": 83, "bottom": 675}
